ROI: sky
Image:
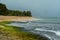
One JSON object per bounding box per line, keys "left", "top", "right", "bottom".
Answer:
{"left": 0, "top": 0, "right": 60, "bottom": 17}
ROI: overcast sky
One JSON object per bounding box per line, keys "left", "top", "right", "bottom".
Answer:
{"left": 0, "top": 0, "right": 60, "bottom": 17}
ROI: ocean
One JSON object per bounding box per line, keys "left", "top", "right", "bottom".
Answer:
{"left": 8, "top": 17, "right": 60, "bottom": 40}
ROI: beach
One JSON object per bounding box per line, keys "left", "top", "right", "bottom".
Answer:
{"left": 0, "top": 18, "right": 50, "bottom": 40}
{"left": 0, "top": 16, "right": 37, "bottom": 21}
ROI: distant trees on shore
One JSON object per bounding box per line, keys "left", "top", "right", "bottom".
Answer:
{"left": 0, "top": 3, "right": 32, "bottom": 16}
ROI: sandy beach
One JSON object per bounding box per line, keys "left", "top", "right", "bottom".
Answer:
{"left": 0, "top": 16, "right": 38, "bottom": 21}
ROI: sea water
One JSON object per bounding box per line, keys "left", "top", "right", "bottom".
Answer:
{"left": 9, "top": 17, "right": 60, "bottom": 40}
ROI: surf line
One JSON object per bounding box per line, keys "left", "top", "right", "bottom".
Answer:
{"left": 35, "top": 28, "right": 60, "bottom": 36}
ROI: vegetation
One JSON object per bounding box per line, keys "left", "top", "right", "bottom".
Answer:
{"left": 0, "top": 3, "right": 49, "bottom": 40}
{"left": 0, "top": 21, "right": 50, "bottom": 40}
{"left": 0, "top": 3, "right": 32, "bottom": 16}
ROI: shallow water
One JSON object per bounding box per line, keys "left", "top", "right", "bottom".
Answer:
{"left": 8, "top": 17, "right": 60, "bottom": 40}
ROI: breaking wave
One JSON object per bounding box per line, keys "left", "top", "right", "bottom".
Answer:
{"left": 35, "top": 28, "right": 60, "bottom": 36}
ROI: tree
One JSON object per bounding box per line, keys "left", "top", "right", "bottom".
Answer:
{"left": 0, "top": 3, "right": 7, "bottom": 12}
{"left": 0, "top": 3, "right": 32, "bottom": 16}
{"left": 0, "top": 3, "right": 7, "bottom": 15}
{"left": 23, "top": 11, "right": 32, "bottom": 16}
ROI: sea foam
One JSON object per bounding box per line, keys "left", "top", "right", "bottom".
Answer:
{"left": 35, "top": 28, "right": 60, "bottom": 36}
{"left": 30, "top": 18, "right": 43, "bottom": 21}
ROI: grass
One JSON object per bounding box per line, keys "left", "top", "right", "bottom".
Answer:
{"left": 0, "top": 21, "right": 49, "bottom": 40}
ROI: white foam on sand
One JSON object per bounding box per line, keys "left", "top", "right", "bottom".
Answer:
{"left": 30, "top": 18, "right": 42, "bottom": 21}
{"left": 35, "top": 28, "right": 60, "bottom": 36}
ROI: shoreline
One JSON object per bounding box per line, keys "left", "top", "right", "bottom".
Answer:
{"left": 0, "top": 21, "right": 50, "bottom": 40}
{"left": 0, "top": 16, "right": 38, "bottom": 21}
{"left": 0, "top": 16, "right": 40, "bottom": 22}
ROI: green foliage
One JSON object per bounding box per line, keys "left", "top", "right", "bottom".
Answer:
{"left": 0, "top": 3, "right": 32, "bottom": 16}
{"left": 0, "top": 3, "right": 7, "bottom": 12}
{"left": 6, "top": 10, "right": 24, "bottom": 16}
{"left": 0, "top": 3, "right": 7, "bottom": 15}
{"left": 23, "top": 11, "right": 32, "bottom": 16}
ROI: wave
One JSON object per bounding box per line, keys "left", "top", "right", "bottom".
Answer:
{"left": 35, "top": 28, "right": 60, "bottom": 36}
{"left": 44, "top": 34, "right": 54, "bottom": 40}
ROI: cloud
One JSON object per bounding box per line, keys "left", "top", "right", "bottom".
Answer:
{"left": 0, "top": 0, "right": 60, "bottom": 17}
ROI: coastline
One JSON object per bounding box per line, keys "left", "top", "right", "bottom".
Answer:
{"left": 0, "top": 16, "right": 38, "bottom": 21}
{"left": 0, "top": 21, "right": 50, "bottom": 40}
